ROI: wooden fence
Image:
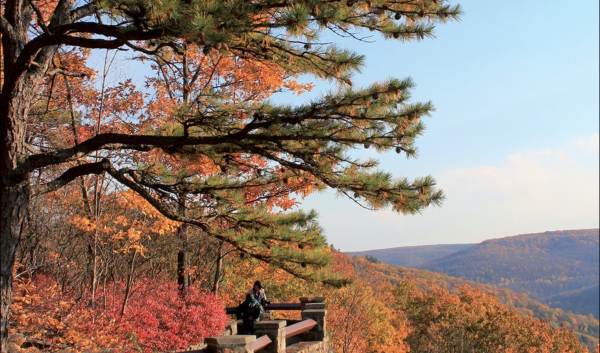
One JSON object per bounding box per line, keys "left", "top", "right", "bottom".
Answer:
{"left": 196, "top": 297, "right": 327, "bottom": 353}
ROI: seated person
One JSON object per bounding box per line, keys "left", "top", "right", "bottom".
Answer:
{"left": 249, "top": 280, "right": 269, "bottom": 307}
{"left": 236, "top": 293, "right": 265, "bottom": 335}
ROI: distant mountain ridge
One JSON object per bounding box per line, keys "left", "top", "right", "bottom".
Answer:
{"left": 544, "top": 284, "right": 600, "bottom": 319}
{"left": 350, "top": 229, "right": 600, "bottom": 319}
{"left": 350, "top": 243, "right": 473, "bottom": 268}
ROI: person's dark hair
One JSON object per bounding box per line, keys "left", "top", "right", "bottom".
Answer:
{"left": 254, "top": 280, "right": 263, "bottom": 289}
{"left": 246, "top": 293, "right": 254, "bottom": 301}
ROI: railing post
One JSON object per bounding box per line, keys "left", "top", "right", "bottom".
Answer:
{"left": 299, "top": 297, "right": 310, "bottom": 311}
{"left": 255, "top": 320, "right": 287, "bottom": 353}
{"left": 223, "top": 319, "right": 239, "bottom": 336}
{"left": 205, "top": 335, "right": 256, "bottom": 353}
{"left": 301, "top": 298, "right": 326, "bottom": 342}
{"left": 303, "top": 302, "right": 326, "bottom": 310}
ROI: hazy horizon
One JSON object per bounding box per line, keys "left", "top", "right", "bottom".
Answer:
{"left": 344, "top": 227, "right": 600, "bottom": 253}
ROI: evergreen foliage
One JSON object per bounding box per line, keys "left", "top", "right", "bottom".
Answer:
{"left": 1, "top": 1, "right": 461, "bottom": 347}
{"left": 2, "top": 0, "right": 461, "bottom": 284}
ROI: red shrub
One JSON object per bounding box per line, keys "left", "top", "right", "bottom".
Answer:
{"left": 115, "top": 279, "right": 229, "bottom": 352}
{"left": 11, "top": 275, "right": 229, "bottom": 352}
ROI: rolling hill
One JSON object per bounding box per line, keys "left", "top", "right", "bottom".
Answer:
{"left": 352, "top": 229, "right": 600, "bottom": 320}
{"left": 353, "top": 256, "right": 600, "bottom": 350}
{"left": 544, "top": 284, "right": 600, "bottom": 319}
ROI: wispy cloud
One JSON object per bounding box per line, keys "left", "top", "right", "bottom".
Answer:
{"left": 438, "top": 136, "right": 599, "bottom": 237}
{"left": 302, "top": 135, "right": 600, "bottom": 251}
{"left": 576, "top": 133, "right": 599, "bottom": 155}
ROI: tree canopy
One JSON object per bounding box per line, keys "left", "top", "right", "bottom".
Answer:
{"left": 1, "top": 0, "right": 461, "bottom": 349}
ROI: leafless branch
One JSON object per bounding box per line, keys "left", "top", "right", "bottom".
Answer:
{"left": 33, "top": 159, "right": 112, "bottom": 195}
{"left": 27, "top": 0, "right": 51, "bottom": 35}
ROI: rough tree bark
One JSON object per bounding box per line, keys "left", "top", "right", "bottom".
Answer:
{"left": 0, "top": 178, "right": 30, "bottom": 351}
{"left": 0, "top": 85, "right": 33, "bottom": 352}
{"left": 1, "top": 59, "right": 54, "bottom": 351}
{"left": 1, "top": 2, "right": 61, "bottom": 348}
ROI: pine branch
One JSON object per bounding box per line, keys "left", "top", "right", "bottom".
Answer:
{"left": 33, "top": 159, "right": 112, "bottom": 195}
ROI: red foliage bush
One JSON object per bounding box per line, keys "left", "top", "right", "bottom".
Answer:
{"left": 114, "top": 279, "right": 229, "bottom": 352}
{"left": 11, "top": 275, "right": 229, "bottom": 352}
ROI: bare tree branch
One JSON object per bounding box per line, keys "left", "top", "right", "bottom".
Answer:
{"left": 27, "top": 0, "right": 51, "bottom": 35}
{"left": 46, "top": 67, "right": 87, "bottom": 77}
{"left": 10, "top": 26, "right": 165, "bottom": 83}
{"left": 33, "top": 159, "right": 111, "bottom": 195}
{"left": 22, "top": 133, "right": 230, "bottom": 172}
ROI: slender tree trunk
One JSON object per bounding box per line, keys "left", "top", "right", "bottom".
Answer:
{"left": 177, "top": 223, "right": 190, "bottom": 292}
{"left": 120, "top": 251, "right": 137, "bottom": 317}
{"left": 176, "top": 196, "right": 190, "bottom": 293}
{"left": 212, "top": 241, "right": 224, "bottom": 294}
{"left": 91, "top": 230, "right": 98, "bottom": 307}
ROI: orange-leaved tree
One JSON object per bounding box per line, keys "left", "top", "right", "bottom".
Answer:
{"left": 327, "top": 252, "right": 411, "bottom": 353}
{"left": 395, "top": 282, "right": 589, "bottom": 353}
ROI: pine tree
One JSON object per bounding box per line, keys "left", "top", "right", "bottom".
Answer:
{"left": 0, "top": 0, "right": 461, "bottom": 348}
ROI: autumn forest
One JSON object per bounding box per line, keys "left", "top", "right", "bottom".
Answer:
{"left": 1, "top": 0, "right": 598, "bottom": 352}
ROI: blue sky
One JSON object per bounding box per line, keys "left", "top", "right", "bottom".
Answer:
{"left": 291, "top": 0, "right": 600, "bottom": 251}
{"left": 90, "top": 1, "right": 599, "bottom": 251}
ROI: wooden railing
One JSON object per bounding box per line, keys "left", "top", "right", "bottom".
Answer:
{"left": 252, "top": 319, "right": 317, "bottom": 352}
{"left": 284, "top": 319, "right": 317, "bottom": 340}
{"left": 204, "top": 297, "right": 327, "bottom": 353}
{"left": 225, "top": 302, "right": 303, "bottom": 315}
{"left": 252, "top": 335, "right": 272, "bottom": 352}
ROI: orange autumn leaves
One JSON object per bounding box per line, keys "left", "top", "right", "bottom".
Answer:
{"left": 397, "top": 282, "right": 589, "bottom": 353}
{"left": 347, "top": 255, "right": 590, "bottom": 353}
{"left": 327, "top": 253, "right": 411, "bottom": 353}
{"left": 10, "top": 274, "right": 128, "bottom": 352}
{"left": 37, "top": 33, "right": 321, "bottom": 254}
{"left": 243, "top": 252, "right": 593, "bottom": 353}
{"left": 214, "top": 251, "right": 590, "bottom": 353}
{"left": 138, "top": 44, "right": 318, "bottom": 211}
{"left": 70, "top": 191, "right": 178, "bottom": 257}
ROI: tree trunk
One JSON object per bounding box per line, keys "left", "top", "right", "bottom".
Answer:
{"left": 120, "top": 252, "right": 137, "bottom": 317}
{"left": 212, "top": 241, "right": 224, "bottom": 294}
{"left": 0, "top": 180, "right": 30, "bottom": 351}
{"left": 1, "top": 3, "right": 61, "bottom": 349}
{"left": 1, "top": 89, "right": 33, "bottom": 352}
{"left": 176, "top": 196, "right": 190, "bottom": 293}
{"left": 177, "top": 223, "right": 190, "bottom": 293}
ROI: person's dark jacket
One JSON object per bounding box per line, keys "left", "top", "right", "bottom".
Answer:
{"left": 236, "top": 296, "right": 264, "bottom": 334}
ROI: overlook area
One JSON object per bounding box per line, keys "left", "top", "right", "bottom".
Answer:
{"left": 1, "top": 0, "right": 598, "bottom": 352}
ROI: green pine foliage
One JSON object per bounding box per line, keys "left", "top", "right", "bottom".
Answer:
{"left": 92, "top": 0, "right": 461, "bottom": 282}
{"left": 10, "top": 0, "right": 461, "bottom": 285}
{"left": 100, "top": 0, "right": 461, "bottom": 83}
